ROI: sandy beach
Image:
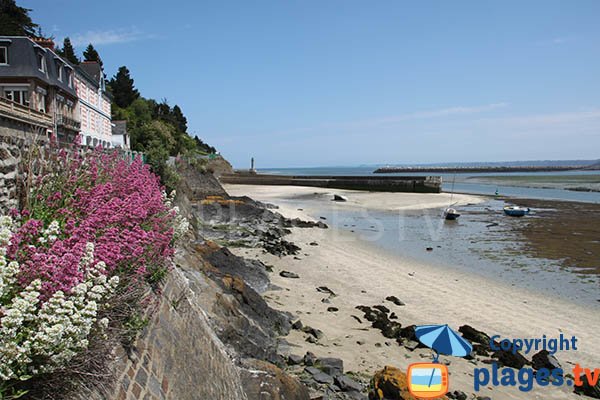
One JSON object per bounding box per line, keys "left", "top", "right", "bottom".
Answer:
{"left": 225, "top": 184, "right": 600, "bottom": 400}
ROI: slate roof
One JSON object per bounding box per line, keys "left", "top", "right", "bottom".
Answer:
{"left": 0, "top": 36, "right": 76, "bottom": 97}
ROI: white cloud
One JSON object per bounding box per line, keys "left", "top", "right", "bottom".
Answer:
{"left": 68, "top": 27, "right": 150, "bottom": 46}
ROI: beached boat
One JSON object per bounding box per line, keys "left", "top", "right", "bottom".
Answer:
{"left": 444, "top": 208, "right": 460, "bottom": 220}
{"left": 503, "top": 206, "right": 530, "bottom": 217}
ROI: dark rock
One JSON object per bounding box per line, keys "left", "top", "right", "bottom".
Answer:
{"left": 309, "top": 242, "right": 319, "bottom": 246}
{"left": 312, "top": 372, "right": 334, "bottom": 385}
{"left": 327, "top": 307, "right": 339, "bottom": 312}
{"left": 333, "top": 194, "right": 348, "bottom": 202}
{"left": 284, "top": 218, "right": 328, "bottom": 229}
{"left": 292, "top": 320, "right": 303, "bottom": 330}
{"left": 389, "top": 312, "right": 398, "bottom": 320}
{"left": 280, "top": 270, "right": 300, "bottom": 279}
{"left": 317, "top": 286, "right": 336, "bottom": 296}
{"left": 346, "top": 390, "right": 367, "bottom": 400}
{"left": 532, "top": 350, "right": 561, "bottom": 371}
{"left": 305, "top": 366, "right": 322, "bottom": 376}
{"left": 302, "top": 326, "right": 324, "bottom": 340}
{"left": 321, "top": 298, "right": 331, "bottom": 304}
{"left": 304, "top": 351, "right": 317, "bottom": 366}
{"left": 459, "top": 325, "right": 493, "bottom": 348}
{"left": 334, "top": 375, "right": 362, "bottom": 392}
{"left": 399, "top": 325, "right": 417, "bottom": 341}
{"left": 319, "top": 216, "right": 327, "bottom": 220}
{"left": 316, "top": 357, "right": 344, "bottom": 376}
{"left": 288, "top": 354, "right": 304, "bottom": 365}
{"left": 426, "top": 247, "right": 433, "bottom": 251}
{"left": 306, "top": 336, "right": 318, "bottom": 344}
{"left": 447, "top": 390, "right": 468, "bottom": 400}
{"left": 492, "top": 346, "right": 529, "bottom": 369}
{"left": 385, "top": 296, "right": 405, "bottom": 306}
{"left": 373, "top": 305, "right": 390, "bottom": 314}
{"left": 351, "top": 315, "right": 362, "bottom": 324}
{"left": 574, "top": 372, "right": 600, "bottom": 398}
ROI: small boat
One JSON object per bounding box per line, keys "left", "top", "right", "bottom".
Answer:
{"left": 503, "top": 206, "right": 530, "bottom": 217}
{"left": 444, "top": 208, "right": 460, "bottom": 220}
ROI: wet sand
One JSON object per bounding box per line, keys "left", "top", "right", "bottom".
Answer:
{"left": 225, "top": 184, "right": 600, "bottom": 400}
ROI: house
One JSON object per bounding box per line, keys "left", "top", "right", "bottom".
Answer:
{"left": 74, "top": 61, "right": 112, "bottom": 148}
{"left": 0, "top": 36, "right": 79, "bottom": 140}
{"left": 111, "top": 120, "right": 130, "bottom": 149}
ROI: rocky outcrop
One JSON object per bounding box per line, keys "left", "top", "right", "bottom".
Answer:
{"left": 368, "top": 366, "right": 418, "bottom": 400}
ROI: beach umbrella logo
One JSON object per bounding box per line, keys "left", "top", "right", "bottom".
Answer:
{"left": 406, "top": 324, "right": 472, "bottom": 398}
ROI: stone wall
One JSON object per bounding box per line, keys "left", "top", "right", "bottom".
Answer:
{"left": 96, "top": 266, "right": 249, "bottom": 400}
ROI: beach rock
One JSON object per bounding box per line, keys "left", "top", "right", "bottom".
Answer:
{"left": 240, "top": 358, "right": 310, "bottom": 400}
{"left": 574, "top": 372, "right": 600, "bottom": 398}
{"left": 327, "top": 307, "right": 339, "bottom": 312}
{"left": 303, "top": 326, "right": 324, "bottom": 340}
{"left": 288, "top": 354, "right": 304, "bottom": 365}
{"left": 385, "top": 296, "right": 405, "bottom": 306}
{"left": 447, "top": 390, "right": 468, "bottom": 400}
{"left": 306, "top": 336, "right": 318, "bottom": 344}
{"left": 351, "top": 315, "right": 363, "bottom": 324}
{"left": 317, "top": 286, "right": 337, "bottom": 296}
{"left": 305, "top": 366, "right": 322, "bottom": 376}
{"left": 304, "top": 351, "right": 317, "bottom": 366}
{"left": 284, "top": 217, "right": 328, "bottom": 229}
{"left": 309, "top": 241, "right": 319, "bottom": 246}
{"left": 492, "top": 347, "right": 529, "bottom": 369}
{"left": 389, "top": 312, "right": 398, "bottom": 320}
{"left": 312, "top": 372, "right": 335, "bottom": 385}
{"left": 399, "top": 325, "right": 417, "bottom": 341}
{"left": 292, "top": 320, "right": 303, "bottom": 330}
{"left": 532, "top": 350, "right": 561, "bottom": 371}
{"left": 333, "top": 194, "right": 348, "bottom": 202}
{"left": 316, "top": 357, "right": 344, "bottom": 376}
{"left": 280, "top": 270, "right": 300, "bottom": 278}
{"left": 368, "top": 365, "right": 417, "bottom": 400}
{"left": 404, "top": 340, "right": 421, "bottom": 351}
{"left": 458, "top": 325, "right": 492, "bottom": 349}
{"left": 334, "top": 375, "right": 363, "bottom": 392}
{"left": 373, "top": 305, "right": 390, "bottom": 314}
{"left": 426, "top": 247, "right": 433, "bottom": 251}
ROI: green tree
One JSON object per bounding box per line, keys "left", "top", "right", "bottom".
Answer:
{"left": 60, "top": 37, "right": 79, "bottom": 65}
{"left": 0, "top": 0, "right": 38, "bottom": 36}
{"left": 108, "top": 66, "right": 140, "bottom": 108}
{"left": 83, "top": 43, "right": 102, "bottom": 66}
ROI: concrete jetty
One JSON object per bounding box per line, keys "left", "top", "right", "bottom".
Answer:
{"left": 219, "top": 173, "right": 441, "bottom": 193}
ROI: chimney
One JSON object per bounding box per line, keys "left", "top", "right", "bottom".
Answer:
{"left": 31, "top": 37, "right": 55, "bottom": 51}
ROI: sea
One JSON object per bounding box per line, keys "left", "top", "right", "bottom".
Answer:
{"left": 257, "top": 166, "right": 600, "bottom": 306}
{"left": 259, "top": 166, "right": 600, "bottom": 203}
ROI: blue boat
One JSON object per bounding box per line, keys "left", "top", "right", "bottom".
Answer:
{"left": 503, "top": 206, "right": 530, "bottom": 217}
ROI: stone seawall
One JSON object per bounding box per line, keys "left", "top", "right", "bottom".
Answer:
{"left": 78, "top": 265, "right": 249, "bottom": 400}
{"left": 220, "top": 173, "right": 442, "bottom": 193}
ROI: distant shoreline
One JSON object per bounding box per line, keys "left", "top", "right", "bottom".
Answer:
{"left": 374, "top": 165, "right": 600, "bottom": 173}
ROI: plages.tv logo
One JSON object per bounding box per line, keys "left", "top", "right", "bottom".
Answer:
{"left": 406, "top": 324, "right": 473, "bottom": 399}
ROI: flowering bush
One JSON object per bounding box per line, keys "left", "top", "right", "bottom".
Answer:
{"left": 0, "top": 148, "right": 187, "bottom": 395}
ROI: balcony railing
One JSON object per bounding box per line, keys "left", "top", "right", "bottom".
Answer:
{"left": 0, "top": 96, "right": 53, "bottom": 129}
{"left": 56, "top": 114, "right": 81, "bottom": 131}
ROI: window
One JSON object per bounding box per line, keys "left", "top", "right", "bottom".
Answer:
{"left": 67, "top": 70, "right": 73, "bottom": 87}
{"left": 0, "top": 47, "right": 7, "bottom": 65}
{"left": 37, "top": 53, "right": 46, "bottom": 72}
{"left": 3, "top": 89, "right": 29, "bottom": 107}
{"left": 38, "top": 93, "right": 46, "bottom": 113}
{"left": 58, "top": 65, "right": 63, "bottom": 81}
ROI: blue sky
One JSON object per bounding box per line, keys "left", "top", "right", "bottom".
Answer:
{"left": 24, "top": 0, "right": 600, "bottom": 168}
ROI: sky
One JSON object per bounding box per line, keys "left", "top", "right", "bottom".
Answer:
{"left": 23, "top": 0, "right": 600, "bottom": 168}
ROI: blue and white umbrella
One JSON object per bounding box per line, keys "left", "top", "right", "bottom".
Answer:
{"left": 414, "top": 324, "right": 472, "bottom": 358}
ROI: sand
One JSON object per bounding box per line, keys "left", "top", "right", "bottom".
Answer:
{"left": 224, "top": 184, "right": 600, "bottom": 399}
